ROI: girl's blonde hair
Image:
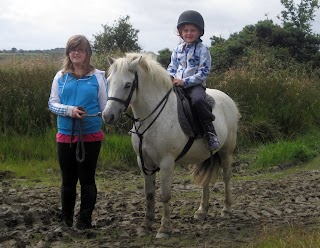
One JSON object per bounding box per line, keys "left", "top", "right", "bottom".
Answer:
{"left": 62, "top": 35, "right": 94, "bottom": 76}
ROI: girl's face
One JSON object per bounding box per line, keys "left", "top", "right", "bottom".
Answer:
{"left": 68, "top": 46, "right": 87, "bottom": 66}
{"left": 180, "top": 24, "right": 201, "bottom": 44}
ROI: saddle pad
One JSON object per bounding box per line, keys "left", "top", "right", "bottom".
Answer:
{"left": 174, "top": 86, "right": 215, "bottom": 137}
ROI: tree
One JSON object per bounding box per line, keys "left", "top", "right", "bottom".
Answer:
{"left": 93, "top": 15, "right": 141, "bottom": 55}
{"left": 278, "top": 0, "right": 320, "bottom": 33}
{"left": 210, "top": 35, "right": 226, "bottom": 47}
{"left": 210, "top": 19, "right": 320, "bottom": 73}
{"left": 157, "top": 48, "right": 172, "bottom": 68}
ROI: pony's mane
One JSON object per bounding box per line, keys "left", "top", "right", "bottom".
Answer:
{"left": 108, "top": 53, "right": 172, "bottom": 89}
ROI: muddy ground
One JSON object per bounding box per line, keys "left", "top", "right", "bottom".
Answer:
{"left": 1, "top": 164, "right": 320, "bottom": 248}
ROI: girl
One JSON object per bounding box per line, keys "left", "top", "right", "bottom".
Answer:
{"left": 48, "top": 35, "right": 108, "bottom": 229}
{"left": 167, "top": 10, "right": 220, "bottom": 151}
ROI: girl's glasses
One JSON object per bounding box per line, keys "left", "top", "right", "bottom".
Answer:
{"left": 69, "top": 49, "right": 86, "bottom": 54}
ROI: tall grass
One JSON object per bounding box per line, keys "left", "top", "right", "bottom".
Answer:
{"left": 209, "top": 51, "right": 320, "bottom": 145}
{"left": 0, "top": 54, "right": 62, "bottom": 134}
{"left": 1, "top": 52, "right": 320, "bottom": 172}
{"left": 0, "top": 128, "right": 57, "bottom": 161}
{"left": 251, "top": 129, "right": 320, "bottom": 170}
{"left": 0, "top": 53, "right": 109, "bottom": 135}
{"left": 99, "top": 133, "right": 138, "bottom": 171}
{"left": 1, "top": 52, "right": 319, "bottom": 140}
{"left": 0, "top": 128, "right": 60, "bottom": 185}
{"left": 0, "top": 53, "right": 137, "bottom": 182}
{"left": 0, "top": 130, "right": 136, "bottom": 182}
{"left": 234, "top": 129, "right": 320, "bottom": 172}
{"left": 246, "top": 224, "right": 320, "bottom": 248}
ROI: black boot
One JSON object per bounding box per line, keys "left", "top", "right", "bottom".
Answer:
{"left": 61, "top": 186, "right": 76, "bottom": 227}
{"left": 201, "top": 120, "right": 220, "bottom": 151}
{"left": 76, "top": 184, "right": 97, "bottom": 229}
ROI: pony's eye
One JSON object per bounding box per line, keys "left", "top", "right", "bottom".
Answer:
{"left": 124, "top": 82, "right": 132, "bottom": 88}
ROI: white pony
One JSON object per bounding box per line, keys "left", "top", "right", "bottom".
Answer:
{"left": 102, "top": 53, "right": 240, "bottom": 238}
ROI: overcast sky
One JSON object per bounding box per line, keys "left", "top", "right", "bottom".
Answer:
{"left": 1, "top": 0, "right": 319, "bottom": 53}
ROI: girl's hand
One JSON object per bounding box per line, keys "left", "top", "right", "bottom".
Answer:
{"left": 173, "top": 78, "right": 184, "bottom": 87}
{"left": 72, "top": 107, "right": 86, "bottom": 118}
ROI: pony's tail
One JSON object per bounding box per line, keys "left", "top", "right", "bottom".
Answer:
{"left": 192, "top": 153, "right": 220, "bottom": 187}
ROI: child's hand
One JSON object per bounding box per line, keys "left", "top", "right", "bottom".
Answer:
{"left": 173, "top": 78, "right": 184, "bottom": 87}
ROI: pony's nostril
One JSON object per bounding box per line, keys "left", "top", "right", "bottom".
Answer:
{"left": 102, "top": 111, "right": 116, "bottom": 124}
{"left": 110, "top": 114, "right": 114, "bottom": 123}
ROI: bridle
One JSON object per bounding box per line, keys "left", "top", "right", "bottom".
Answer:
{"left": 107, "top": 71, "right": 173, "bottom": 175}
{"left": 107, "top": 71, "right": 139, "bottom": 112}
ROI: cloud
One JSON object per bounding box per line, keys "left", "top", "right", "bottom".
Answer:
{"left": 0, "top": 0, "right": 319, "bottom": 52}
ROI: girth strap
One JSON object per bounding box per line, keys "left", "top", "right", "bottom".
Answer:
{"left": 175, "top": 137, "right": 195, "bottom": 162}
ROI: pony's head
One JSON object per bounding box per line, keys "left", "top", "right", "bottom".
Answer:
{"left": 102, "top": 53, "right": 172, "bottom": 125}
{"left": 107, "top": 53, "right": 172, "bottom": 89}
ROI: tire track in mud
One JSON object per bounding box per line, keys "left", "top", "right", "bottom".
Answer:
{"left": 0, "top": 168, "right": 320, "bottom": 247}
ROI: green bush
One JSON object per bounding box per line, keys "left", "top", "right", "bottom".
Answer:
{"left": 209, "top": 50, "right": 320, "bottom": 145}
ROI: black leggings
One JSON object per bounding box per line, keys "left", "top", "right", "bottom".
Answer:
{"left": 57, "top": 141, "right": 101, "bottom": 188}
{"left": 184, "top": 84, "right": 214, "bottom": 121}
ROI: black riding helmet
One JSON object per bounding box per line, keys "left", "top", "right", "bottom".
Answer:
{"left": 177, "top": 10, "right": 204, "bottom": 36}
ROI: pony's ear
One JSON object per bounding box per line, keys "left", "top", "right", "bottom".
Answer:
{"left": 128, "top": 56, "right": 142, "bottom": 72}
{"left": 107, "top": 56, "right": 115, "bottom": 66}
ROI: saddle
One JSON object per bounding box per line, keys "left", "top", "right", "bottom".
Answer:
{"left": 174, "top": 86, "right": 215, "bottom": 138}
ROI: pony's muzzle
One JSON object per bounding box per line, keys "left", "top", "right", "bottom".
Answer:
{"left": 102, "top": 112, "right": 115, "bottom": 125}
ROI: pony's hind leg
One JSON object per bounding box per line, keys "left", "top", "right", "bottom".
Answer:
{"left": 194, "top": 183, "right": 209, "bottom": 221}
{"left": 193, "top": 156, "right": 219, "bottom": 221}
{"left": 219, "top": 150, "right": 233, "bottom": 216}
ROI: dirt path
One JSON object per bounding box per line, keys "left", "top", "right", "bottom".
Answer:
{"left": 1, "top": 166, "right": 320, "bottom": 248}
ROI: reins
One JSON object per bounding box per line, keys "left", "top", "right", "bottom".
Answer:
{"left": 70, "top": 110, "right": 102, "bottom": 163}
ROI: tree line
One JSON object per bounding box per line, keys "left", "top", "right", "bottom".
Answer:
{"left": 1, "top": 48, "right": 64, "bottom": 54}
{"left": 93, "top": 0, "right": 320, "bottom": 72}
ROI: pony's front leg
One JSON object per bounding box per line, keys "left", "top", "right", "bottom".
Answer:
{"left": 156, "top": 163, "right": 174, "bottom": 238}
{"left": 144, "top": 173, "right": 156, "bottom": 230}
{"left": 194, "top": 184, "right": 209, "bottom": 220}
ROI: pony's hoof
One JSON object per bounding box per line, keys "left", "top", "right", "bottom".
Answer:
{"left": 156, "top": 232, "right": 170, "bottom": 239}
{"left": 194, "top": 210, "right": 207, "bottom": 221}
{"left": 136, "top": 227, "right": 147, "bottom": 237}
